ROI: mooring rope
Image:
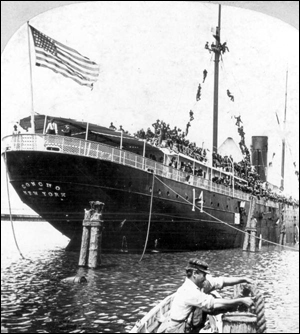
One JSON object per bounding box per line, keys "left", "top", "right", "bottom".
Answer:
{"left": 4, "top": 150, "right": 26, "bottom": 259}
{"left": 139, "top": 173, "right": 155, "bottom": 262}
{"left": 154, "top": 175, "right": 299, "bottom": 252}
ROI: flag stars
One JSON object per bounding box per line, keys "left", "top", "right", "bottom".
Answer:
{"left": 33, "top": 31, "right": 56, "bottom": 55}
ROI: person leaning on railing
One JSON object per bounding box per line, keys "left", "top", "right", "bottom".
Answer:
{"left": 45, "top": 118, "right": 58, "bottom": 135}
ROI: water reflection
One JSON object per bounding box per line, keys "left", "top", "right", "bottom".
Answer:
{"left": 1, "top": 223, "right": 299, "bottom": 333}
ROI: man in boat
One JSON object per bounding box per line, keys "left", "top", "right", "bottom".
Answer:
{"left": 165, "top": 258, "right": 254, "bottom": 333}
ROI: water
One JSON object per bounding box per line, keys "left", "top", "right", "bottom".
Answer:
{"left": 1, "top": 221, "right": 299, "bottom": 333}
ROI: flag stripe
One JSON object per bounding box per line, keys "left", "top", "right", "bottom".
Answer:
{"left": 56, "top": 40, "right": 98, "bottom": 67}
{"left": 29, "top": 25, "right": 99, "bottom": 87}
{"left": 37, "top": 63, "right": 92, "bottom": 87}
{"left": 36, "top": 49, "right": 97, "bottom": 82}
{"left": 57, "top": 49, "right": 99, "bottom": 75}
{"left": 36, "top": 54, "right": 93, "bottom": 85}
{"left": 36, "top": 50, "right": 93, "bottom": 82}
{"left": 55, "top": 39, "right": 95, "bottom": 62}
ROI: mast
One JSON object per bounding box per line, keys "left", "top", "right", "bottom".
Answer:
{"left": 212, "top": 5, "right": 221, "bottom": 153}
{"left": 280, "top": 70, "right": 288, "bottom": 190}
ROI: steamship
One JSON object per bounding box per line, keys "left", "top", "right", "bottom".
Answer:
{"left": 2, "top": 6, "right": 298, "bottom": 252}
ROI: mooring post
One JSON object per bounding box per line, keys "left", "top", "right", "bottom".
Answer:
{"left": 88, "top": 221, "right": 103, "bottom": 268}
{"left": 243, "top": 196, "right": 257, "bottom": 252}
{"left": 78, "top": 201, "right": 105, "bottom": 269}
{"left": 79, "top": 224, "right": 90, "bottom": 266}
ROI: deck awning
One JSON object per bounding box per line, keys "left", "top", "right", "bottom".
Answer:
{"left": 19, "top": 114, "right": 165, "bottom": 156}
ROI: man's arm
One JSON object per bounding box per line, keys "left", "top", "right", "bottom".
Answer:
{"left": 222, "top": 277, "right": 252, "bottom": 287}
{"left": 213, "top": 297, "right": 254, "bottom": 311}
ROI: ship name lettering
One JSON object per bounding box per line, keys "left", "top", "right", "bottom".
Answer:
{"left": 54, "top": 192, "right": 59, "bottom": 197}
{"left": 27, "top": 191, "right": 32, "bottom": 195}
{"left": 46, "top": 183, "right": 52, "bottom": 188}
{"left": 23, "top": 191, "right": 27, "bottom": 195}
{"left": 22, "top": 184, "right": 26, "bottom": 189}
{"left": 31, "top": 182, "right": 36, "bottom": 186}
{"left": 55, "top": 186, "right": 60, "bottom": 191}
{"left": 42, "top": 192, "right": 47, "bottom": 196}
{"left": 38, "top": 182, "right": 43, "bottom": 187}
{"left": 48, "top": 192, "right": 53, "bottom": 196}
{"left": 61, "top": 193, "right": 66, "bottom": 197}
{"left": 26, "top": 183, "right": 30, "bottom": 187}
{"left": 33, "top": 191, "right": 38, "bottom": 195}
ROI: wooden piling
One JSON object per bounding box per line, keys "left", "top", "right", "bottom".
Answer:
{"left": 242, "top": 231, "right": 250, "bottom": 251}
{"left": 258, "top": 233, "right": 262, "bottom": 250}
{"left": 249, "top": 230, "right": 256, "bottom": 252}
{"left": 78, "top": 201, "right": 104, "bottom": 269}
{"left": 243, "top": 196, "right": 258, "bottom": 252}
{"left": 79, "top": 225, "right": 90, "bottom": 266}
{"left": 222, "top": 313, "right": 257, "bottom": 333}
{"left": 88, "top": 222, "right": 102, "bottom": 268}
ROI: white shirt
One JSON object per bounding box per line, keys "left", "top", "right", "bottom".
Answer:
{"left": 170, "top": 275, "right": 224, "bottom": 321}
{"left": 46, "top": 122, "right": 58, "bottom": 134}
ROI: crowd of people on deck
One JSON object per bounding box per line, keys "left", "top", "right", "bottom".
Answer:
{"left": 133, "top": 116, "right": 297, "bottom": 206}
{"left": 12, "top": 115, "right": 297, "bottom": 206}
{"left": 133, "top": 119, "right": 208, "bottom": 163}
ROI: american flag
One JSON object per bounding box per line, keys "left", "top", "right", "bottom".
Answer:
{"left": 29, "top": 25, "right": 99, "bottom": 88}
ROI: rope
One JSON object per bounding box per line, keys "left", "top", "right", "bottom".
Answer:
{"left": 4, "top": 150, "right": 26, "bottom": 260}
{"left": 139, "top": 173, "right": 155, "bottom": 262}
{"left": 251, "top": 286, "right": 267, "bottom": 333}
{"left": 154, "top": 175, "right": 299, "bottom": 252}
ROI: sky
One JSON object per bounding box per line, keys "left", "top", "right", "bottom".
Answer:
{"left": 1, "top": 1, "right": 299, "bottom": 213}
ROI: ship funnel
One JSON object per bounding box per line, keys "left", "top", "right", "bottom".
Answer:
{"left": 251, "top": 136, "right": 268, "bottom": 182}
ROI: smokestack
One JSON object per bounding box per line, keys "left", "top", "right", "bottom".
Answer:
{"left": 251, "top": 136, "right": 268, "bottom": 182}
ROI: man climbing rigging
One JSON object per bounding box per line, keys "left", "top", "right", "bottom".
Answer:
{"left": 227, "top": 89, "right": 234, "bottom": 102}
{"left": 203, "top": 69, "right": 208, "bottom": 83}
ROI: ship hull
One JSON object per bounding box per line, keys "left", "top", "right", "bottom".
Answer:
{"left": 3, "top": 150, "right": 297, "bottom": 252}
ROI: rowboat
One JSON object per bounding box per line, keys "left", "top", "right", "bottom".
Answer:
{"left": 129, "top": 285, "right": 267, "bottom": 333}
{"left": 129, "top": 293, "right": 175, "bottom": 333}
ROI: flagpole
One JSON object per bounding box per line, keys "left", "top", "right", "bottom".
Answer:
{"left": 27, "top": 22, "right": 35, "bottom": 134}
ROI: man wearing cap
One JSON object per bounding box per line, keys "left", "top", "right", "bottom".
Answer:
{"left": 165, "top": 258, "right": 254, "bottom": 333}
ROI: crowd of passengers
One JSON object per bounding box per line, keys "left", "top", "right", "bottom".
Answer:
{"left": 133, "top": 119, "right": 208, "bottom": 163}
{"left": 110, "top": 119, "right": 298, "bottom": 206}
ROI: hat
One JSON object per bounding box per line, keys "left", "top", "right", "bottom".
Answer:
{"left": 185, "top": 258, "right": 210, "bottom": 274}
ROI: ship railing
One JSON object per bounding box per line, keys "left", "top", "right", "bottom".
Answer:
{"left": 2, "top": 134, "right": 250, "bottom": 201}
{"left": 256, "top": 198, "right": 279, "bottom": 208}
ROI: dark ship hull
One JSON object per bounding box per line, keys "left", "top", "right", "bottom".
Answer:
{"left": 3, "top": 134, "right": 297, "bottom": 252}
